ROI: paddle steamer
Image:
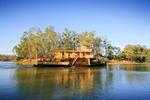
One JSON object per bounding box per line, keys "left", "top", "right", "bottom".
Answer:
{"left": 37, "top": 45, "right": 106, "bottom": 67}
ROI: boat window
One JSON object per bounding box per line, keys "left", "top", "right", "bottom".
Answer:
{"left": 86, "top": 52, "right": 90, "bottom": 55}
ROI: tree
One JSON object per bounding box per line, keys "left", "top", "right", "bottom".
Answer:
{"left": 113, "top": 47, "right": 121, "bottom": 60}
{"left": 123, "top": 44, "right": 147, "bottom": 62}
{"left": 102, "top": 38, "right": 112, "bottom": 59}
{"left": 61, "top": 28, "right": 74, "bottom": 50}
{"left": 93, "top": 36, "right": 102, "bottom": 56}
{"left": 146, "top": 50, "right": 150, "bottom": 62}
{"left": 78, "top": 31, "right": 95, "bottom": 46}
{"left": 124, "top": 45, "right": 134, "bottom": 61}
{"left": 12, "top": 25, "right": 116, "bottom": 60}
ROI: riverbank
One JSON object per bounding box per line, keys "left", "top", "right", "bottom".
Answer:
{"left": 14, "top": 59, "right": 150, "bottom": 66}
{"left": 0, "top": 60, "right": 16, "bottom": 61}
{"left": 16, "top": 59, "right": 39, "bottom": 65}
{"left": 108, "top": 60, "right": 150, "bottom": 64}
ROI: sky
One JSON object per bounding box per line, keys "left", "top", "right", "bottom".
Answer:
{"left": 0, "top": 0, "right": 150, "bottom": 55}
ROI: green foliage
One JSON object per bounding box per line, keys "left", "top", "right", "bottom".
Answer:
{"left": 16, "top": 57, "right": 23, "bottom": 61}
{"left": 146, "top": 51, "right": 150, "bottom": 62}
{"left": 78, "top": 31, "right": 95, "bottom": 46}
{"left": 61, "top": 28, "right": 74, "bottom": 50}
{"left": 0, "top": 54, "right": 16, "bottom": 61}
{"left": 93, "top": 36, "right": 102, "bottom": 56}
{"left": 122, "top": 44, "right": 149, "bottom": 62}
{"left": 13, "top": 25, "right": 150, "bottom": 63}
{"left": 13, "top": 26, "right": 109, "bottom": 59}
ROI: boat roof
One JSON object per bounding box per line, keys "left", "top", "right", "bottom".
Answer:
{"left": 50, "top": 50, "right": 93, "bottom": 53}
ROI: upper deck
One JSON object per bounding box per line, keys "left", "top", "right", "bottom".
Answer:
{"left": 77, "top": 45, "right": 93, "bottom": 52}
{"left": 50, "top": 45, "right": 94, "bottom": 58}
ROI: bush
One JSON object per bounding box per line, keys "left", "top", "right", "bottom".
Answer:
{"left": 16, "top": 57, "right": 23, "bottom": 61}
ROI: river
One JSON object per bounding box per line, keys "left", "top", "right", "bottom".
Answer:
{"left": 0, "top": 61, "right": 150, "bottom": 100}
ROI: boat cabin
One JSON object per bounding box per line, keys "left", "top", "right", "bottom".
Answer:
{"left": 50, "top": 45, "right": 94, "bottom": 58}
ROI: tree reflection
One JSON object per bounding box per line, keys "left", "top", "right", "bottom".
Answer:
{"left": 13, "top": 67, "right": 107, "bottom": 99}
{"left": 12, "top": 64, "right": 150, "bottom": 99}
{"left": 108, "top": 64, "right": 150, "bottom": 72}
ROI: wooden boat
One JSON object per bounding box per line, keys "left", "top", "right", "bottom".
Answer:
{"left": 36, "top": 45, "right": 106, "bottom": 67}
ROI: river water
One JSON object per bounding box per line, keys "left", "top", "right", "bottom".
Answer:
{"left": 0, "top": 61, "right": 150, "bottom": 100}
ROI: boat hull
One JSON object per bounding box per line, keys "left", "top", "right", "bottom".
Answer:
{"left": 35, "top": 62, "right": 106, "bottom": 67}
{"left": 35, "top": 58, "right": 107, "bottom": 67}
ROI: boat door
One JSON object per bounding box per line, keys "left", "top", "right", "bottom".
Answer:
{"left": 62, "top": 52, "right": 64, "bottom": 58}
{"left": 83, "top": 52, "right": 85, "bottom": 58}
{"left": 68, "top": 53, "right": 70, "bottom": 58}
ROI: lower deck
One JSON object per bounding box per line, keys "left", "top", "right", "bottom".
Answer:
{"left": 35, "top": 58, "right": 106, "bottom": 67}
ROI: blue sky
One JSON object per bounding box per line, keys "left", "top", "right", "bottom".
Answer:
{"left": 0, "top": 0, "right": 150, "bottom": 54}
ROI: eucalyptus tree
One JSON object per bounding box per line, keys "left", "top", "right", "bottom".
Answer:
{"left": 146, "top": 49, "right": 150, "bottom": 62}
{"left": 123, "top": 44, "right": 147, "bottom": 62}
{"left": 35, "top": 28, "right": 45, "bottom": 57}
{"left": 124, "top": 45, "right": 135, "bottom": 61}
{"left": 102, "top": 38, "right": 112, "bottom": 59}
{"left": 78, "top": 31, "right": 95, "bottom": 46}
{"left": 0, "top": 54, "right": 16, "bottom": 61}
{"left": 93, "top": 36, "right": 102, "bottom": 56}
{"left": 134, "top": 45, "right": 147, "bottom": 62}
{"left": 45, "top": 25, "right": 61, "bottom": 56}
{"left": 72, "top": 31, "right": 79, "bottom": 50}
{"left": 12, "top": 31, "right": 29, "bottom": 58}
{"left": 87, "top": 31, "right": 95, "bottom": 45}
{"left": 113, "top": 47, "right": 121, "bottom": 60}
{"left": 61, "top": 28, "right": 74, "bottom": 50}
{"left": 27, "top": 27, "right": 39, "bottom": 58}
{"left": 118, "top": 51, "right": 125, "bottom": 61}
{"left": 13, "top": 25, "right": 119, "bottom": 60}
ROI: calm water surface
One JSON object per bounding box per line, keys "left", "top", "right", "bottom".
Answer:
{"left": 0, "top": 61, "right": 150, "bottom": 100}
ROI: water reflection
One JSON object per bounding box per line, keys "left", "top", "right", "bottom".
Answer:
{"left": 1, "top": 64, "right": 150, "bottom": 100}
{"left": 108, "top": 64, "right": 150, "bottom": 72}
{"left": 13, "top": 67, "right": 107, "bottom": 99}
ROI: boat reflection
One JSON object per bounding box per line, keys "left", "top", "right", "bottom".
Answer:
{"left": 11, "top": 64, "right": 150, "bottom": 99}
{"left": 13, "top": 67, "right": 106, "bottom": 99}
